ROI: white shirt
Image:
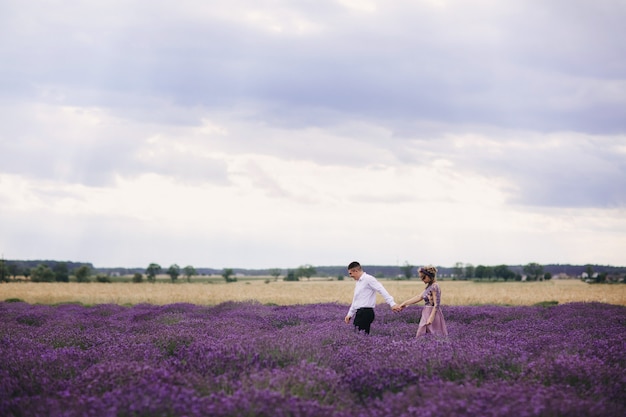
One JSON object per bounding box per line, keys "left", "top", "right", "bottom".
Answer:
{"left": 347, "top": 272, "right": 397, "bottom": 317}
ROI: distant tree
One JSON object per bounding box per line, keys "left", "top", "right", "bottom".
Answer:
{"left": 596, "top": 272, "right": 607, "bottom": 283}
{"left": 494, "top": 264, "right": 515, "bottom": 281}
{"left": 74, "top": 265, "right": 91, "bottom": 283}
{"left": 400, "top": 262, "right": 413, "bottom": 280}
{"left": 146, "top": 263, "right": 162, "bottom": 283}
{"left": 183, "top": 265, "right": 197, "bottom": 282}
{"left": 464, "top": 264, "right": 475, "bottom": 279}
{"left": 167, "top": 264, "right": 181, "bottom": 283}
{"left": 584, "top": 264, "right": 595, "bottom": 281}
{"left": 544, "top": 272, "right": 553, "bottom": 281}
{"left": 337, "top": 274, "right": 344, "bottom": 281}
{"left": 484, "top": 266, "right": 494, "bottom": 280}
{"left": 268, "top": 268, "right": 282, "bottom": 282}
{"left": 95, "top": 274, "right": 111, "bottom": 283}
{"left": 523, "top": 263, "right": 544, "bottom": 281}
{"left": 54, "top": 262, "right": 69, "bottom": 282}
{"left": 284, "top": 270, "right": 299, "bottom": 281}
{"left": 222, "top": 268, "right": 236, "bottom": 283}
{"left": 132, "top": 273, "right": 143, "bottom": 283}
{"left": 296, "top": 265, "right": 316, "bottom": 280}
{"left": 31, "top": 264, "right": 55, "bottom": 282}
{"left": 7, "top": 263, "right": 21, "bottom": 281}
{"left": 475, "top": 265, "right": 488, "bottom": 280}
{"left": 0, "top": 259, "right": 9, "bottom": 283}
{"left": 23, "top": 267, "right": 31, "bottom": 281}
{"left": 453, "top": 262, "right": 464, "bottom": 280}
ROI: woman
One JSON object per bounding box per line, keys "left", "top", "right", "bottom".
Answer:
{"left": 397, "top": 265, "right": 448, "bottom": 337}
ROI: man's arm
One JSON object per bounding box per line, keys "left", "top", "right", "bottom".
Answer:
{"left": 369, "top": 276, "right": 396, "bottom": 307}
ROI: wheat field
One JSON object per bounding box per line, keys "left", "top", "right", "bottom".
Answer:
{"left": 1, "top": 279, "right": 625, "bottom": 306}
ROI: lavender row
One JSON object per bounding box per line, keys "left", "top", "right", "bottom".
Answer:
{"left": 1, "top": 301, "right": 624, "bottom": 416}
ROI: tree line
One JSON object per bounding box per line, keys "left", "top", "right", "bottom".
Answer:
{"left": 391, "top": 261, "right": 544, "bottom": 281}
{"left": 1, "top": 258, "right": 623, "bottom": 284}
{"left": 450, "top": 262, "right": 545, "bottom": 281}
{"left": 0, "top": 260, "right": 319, "bottom": 284}
{"left": 137, "top": 263, "right": 318, "bottom": 283}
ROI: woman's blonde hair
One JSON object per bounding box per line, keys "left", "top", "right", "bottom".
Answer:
{"left": 418, "top": 265, "right": 437, "bottom": 280}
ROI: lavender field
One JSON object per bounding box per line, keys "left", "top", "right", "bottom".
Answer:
{"left": 1, "top": 301, "right": 624, "bottom": 417}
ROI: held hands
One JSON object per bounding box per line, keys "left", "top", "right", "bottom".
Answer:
{"left": 392, "top": 304, "right": 405, "bottom": 313}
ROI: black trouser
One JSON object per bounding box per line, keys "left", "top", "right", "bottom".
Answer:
{"left": 353, "top": 307, "right": 375, "bottom": 334}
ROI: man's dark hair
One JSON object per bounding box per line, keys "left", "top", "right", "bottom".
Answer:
{"left": 348, "top": 261, "right": 361, "bottom": 270}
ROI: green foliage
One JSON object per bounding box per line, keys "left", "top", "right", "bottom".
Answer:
{"left": 284, "top": 270, "right": 299, "bottom": 281}
{"left": 582, "top": 268, "right": 612, "bottom": 284}
{"left": 523, "top": 263, "right": 545, "bottom": 281}
{"left": 166, "top": 264, "right": 181, "bottom": 283}
{"left": 145, "top": 263, "right": 161, "bottom": 283}
{"left": 95, "top": 275, "right": 111, "bottom": 283}
{"left": 31, "top": 264, "right": 55, "bottom": 282}
{"left": 222, "top": 268, "right": 236, "bottom": 283}
{"left": 7, "top": 263, "right": 21, "bottom": 280}
{"left": 493, "top": 264, "right": 515, "bottom": 281}
{"left": 295, "top": 264, "right": 316, "bottom": 280}
{"left": 53, "top": 262, "right": 69, "bottom": 282}
{"left": 74, "top": 265, "right": 91, "bottom": 283}
{"left": 581, "top": 265, "right": 611, "bottom": 284}
{"left": 534, "top": 300, "right": 559, "bottom": 307}
{"left": 183, "top": 265, "right": 197, "bottom": 282}
{"left": 268, "top": 268, "right": 282, "bottom": 281}
{"left": 453, "top": 262, "right": 464, "bottom": 280}
{"left": 132, "top": 273, "right": 143, "bottom": 283}
{"left": 0, "top": 259, "right": 9, "bottom": 283}
{"left": 474, "top": 265, "right": 494, "bottom": 280}
{"left": 400, "top": 261, "right": 413, "bottom": 279}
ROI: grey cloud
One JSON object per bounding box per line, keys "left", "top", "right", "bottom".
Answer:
{"left": 138, "top": 148, "right": 231, "bottom": 186}
{"left": 0, "top": 115, "right": 230, "bottom": 187}
{"left": 242, "top": 162, "right": 293, "bottom": 199}
{"left": 444, "top": 136, "right": 626, "bottom": 208}
{"left": 509, "top": 146, "right": 626, "bottom": 208}
{"left": 2, "top": 0, "right": 625, "bottom": 207}
{"left": 2, "top": 1, "right": 624, "bottom": 134}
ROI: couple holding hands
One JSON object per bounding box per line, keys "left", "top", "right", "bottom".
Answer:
{"left": 344, "top": 261, "right": 448, "bottom": 337}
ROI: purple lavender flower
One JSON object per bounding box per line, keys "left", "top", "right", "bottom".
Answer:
{"left": 0, "top": 301, "right": 624, "bottom": 416}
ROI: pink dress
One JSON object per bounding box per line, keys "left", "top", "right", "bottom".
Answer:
{"left": 416, "top": 282, "right": 448, "bottom": 337}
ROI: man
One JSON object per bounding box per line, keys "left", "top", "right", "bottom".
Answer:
{"left": 344, "top": 261, "right": 400, "bottom": 334}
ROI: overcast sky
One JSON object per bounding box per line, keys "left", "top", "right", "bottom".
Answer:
{"left": 1, "top": 0, "right": 625, "bottom": 270}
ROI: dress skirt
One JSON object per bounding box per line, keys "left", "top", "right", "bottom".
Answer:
{"left": 416, "top": 306, "right": 448, "bottom": 337}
